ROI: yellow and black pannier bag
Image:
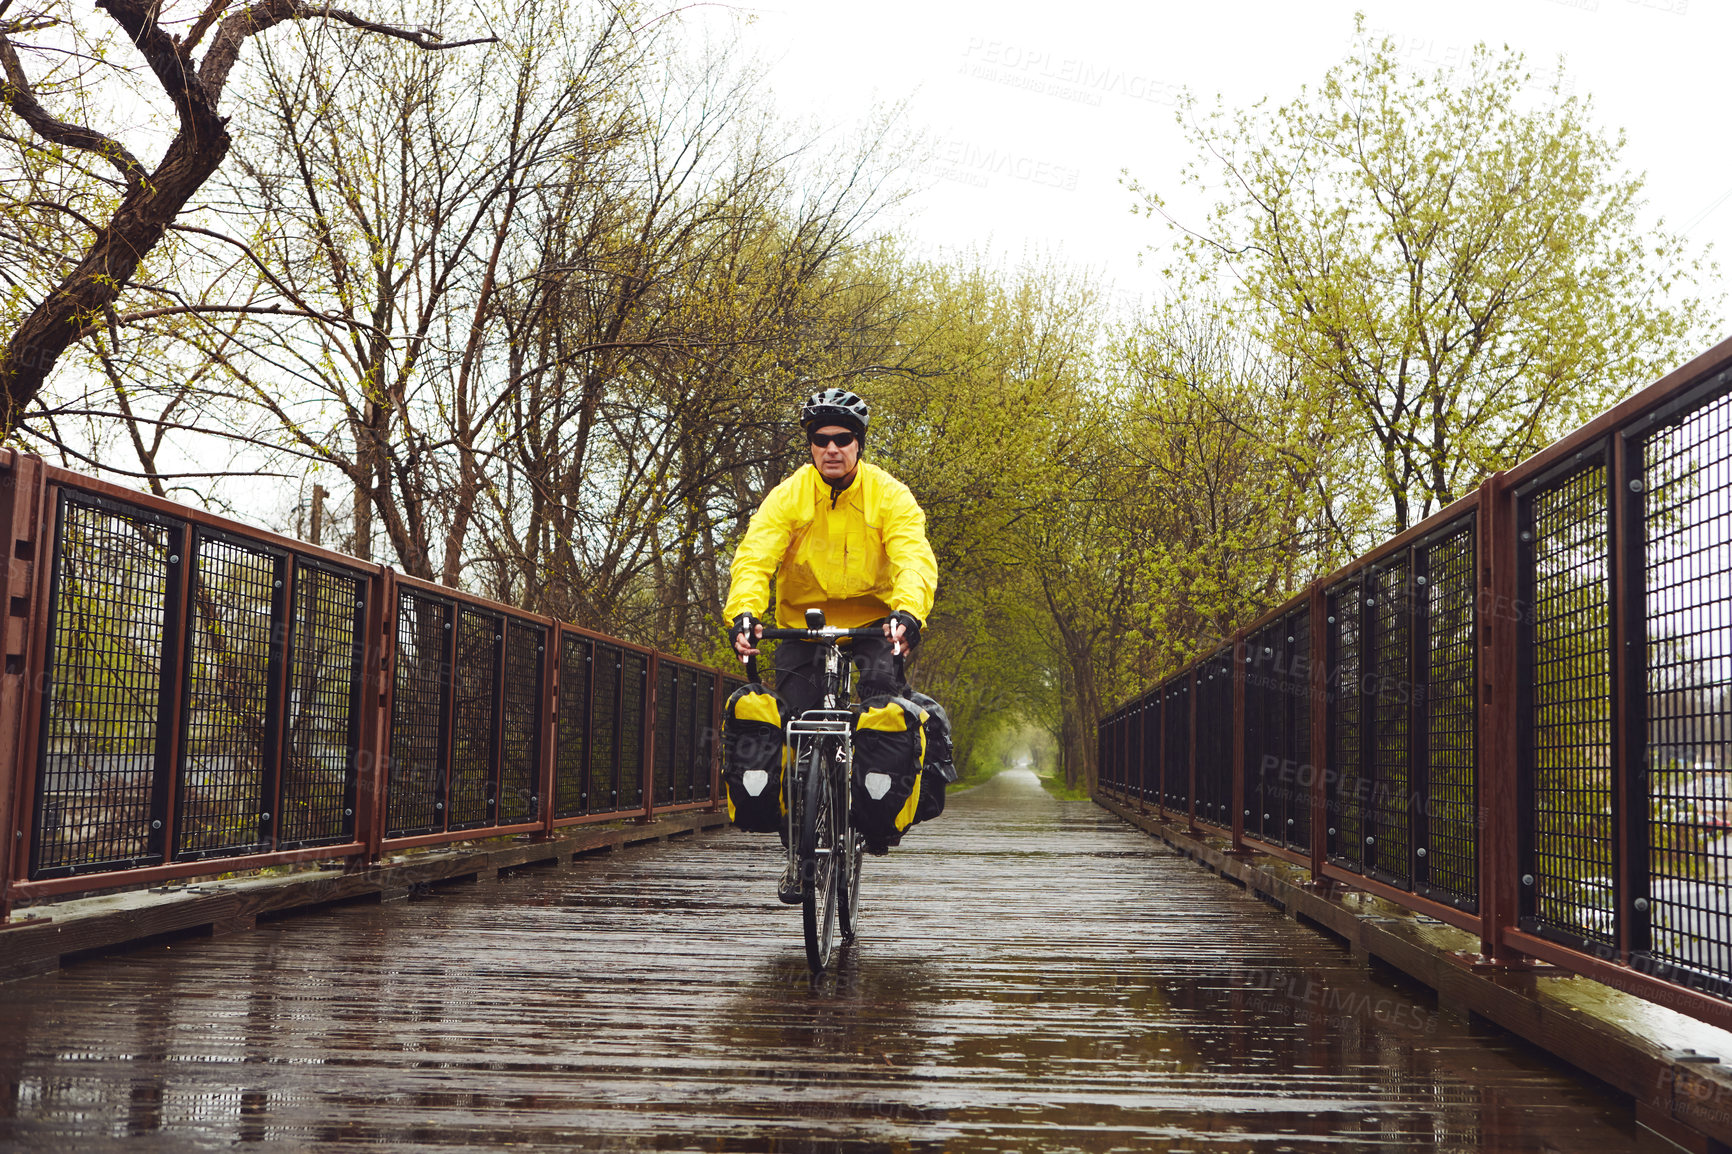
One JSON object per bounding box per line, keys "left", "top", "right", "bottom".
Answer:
{"left": 851, "top": 695, "right": 927, "bottom": 849}
{"left": 907, "top": 691, "right": 956, "bottom": 825}
{"left": 723, "top": 684, "right": 785, "bottom": 833}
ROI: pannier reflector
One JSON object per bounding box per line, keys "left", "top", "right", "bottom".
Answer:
{"left": 864, "top": 772, "right": 892, "bottom": 800}
{"left": 742, "top": 769, "right": 770, "bottom": 797}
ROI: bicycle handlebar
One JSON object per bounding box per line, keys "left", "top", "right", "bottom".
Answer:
{"left": 741, "top": 624, "right": 907, "bottom": 688}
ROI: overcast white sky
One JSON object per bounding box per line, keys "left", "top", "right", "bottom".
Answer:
{"left": 715, "top": 0, "right": 1732, "bottom": 339}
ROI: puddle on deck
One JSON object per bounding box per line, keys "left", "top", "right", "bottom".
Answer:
{"left": 0, "top": 769, "right": 1645, "bottom": 1151}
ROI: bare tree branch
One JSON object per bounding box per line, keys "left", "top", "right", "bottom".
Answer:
{"left": 0, "top": 0, "right": 495, "bottom": 430}
{"left": 0, "top": 34, "right": 146, "bottom": 195}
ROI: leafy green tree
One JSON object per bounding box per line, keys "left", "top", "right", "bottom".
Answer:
{"left": 1128, "top": 22, "right": 1715, "bottom": 532}
{"left": 1117, "top": 297, "right": 1356, "bottom": 668}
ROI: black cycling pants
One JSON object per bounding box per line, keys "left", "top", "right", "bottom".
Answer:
{"left": 773, "top": 624, "right": 905, "bottom": 719}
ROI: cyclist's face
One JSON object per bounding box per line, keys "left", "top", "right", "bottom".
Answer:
{"left": 809, "top": 424, "right": 860, "bottom": 480}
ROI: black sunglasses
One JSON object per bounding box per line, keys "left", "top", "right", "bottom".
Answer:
{"left": 808, "top": 431, "right": 857, "bottom": 449}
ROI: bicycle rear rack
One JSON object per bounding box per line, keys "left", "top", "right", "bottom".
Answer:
{"left": 784, "top": 713, "right": 853, "bottom": 877}
{"left": 787, "top": 711, "right": 853, "bottom": 738}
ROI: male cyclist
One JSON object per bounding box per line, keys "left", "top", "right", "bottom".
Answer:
{"left": 723, "top": 388, "right": 938, "bottom": 863}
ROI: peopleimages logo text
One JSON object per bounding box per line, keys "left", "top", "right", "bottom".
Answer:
{"left": 927, "top": 138, "right": 1081, "bottom": 192}
{"left": 960, "top": 38, "right": 1184, "bottom": 108}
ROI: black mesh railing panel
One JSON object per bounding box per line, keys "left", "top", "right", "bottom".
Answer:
{"left": 1245, "top": 624, "right": 1278, "bottom": 843}
{"left": 1114, "top": 713, "right": 1126, "bottom": 790}
{"left": 1268, "top": 622, "right": 1293, "bottom": 844}
{"left": 1112, "top": 707, "right": 1125, "bottom": 793}
{"left": 1249, "top": 615, "right": 1299, "bottom": 849}
{"left": 1119, "top": 713, "right": 1129, "bottom": 790}
{"left": 1165, "top": 681, "right": 1189, "bottom": 811}
{"left": 554, "top": 634, "right": 592, "bottom": 817}
{"left": 677, "top": 668, "right": 699, "bottom": 803}
{"left": 387, "top": 592, "right": 450, "bottom": 836}
{"left": 1192, "top": 680, "right": 1211, "bottom": 820}
{"left": 1140, "top": 701, "right": 1150, "bottom": 795}
{"left": 1122, "top": 707, "right": 1134, "bottom": 793}
{"left": 620, "top": 651, "right": 647, "bottom": 810}
{"left": 1102, "top": 715, "right": 1114, "bottom": 790}
{"left": 1137, "top": 697, "right": 1155, "bottom": 801}
{"left": 1145, "top": 696, "right": 1159, "bottom": 797}
{"left": 32, "top": 495, "right": 180, "bottom": 877}
{"left": 1369, "top": 561, "right": 1413, "bottom": 887}
{"left": 175, "top": 534, "right": 280, "bottom": 860}
{"left": 1524, "top": 462, "right": 1616, "bottom": 946}
{"left": 1422, "top": 524, "right": 1479, "bottom": 908}
{"left": 695, "top": 674, "right": 718, "bottom": 801}
{"left": 590, "top": 644, "right": 621, "bottom": 812}
{"left": 1329, "top": 582, "right": 1365, "bottom": 870}
{"left": 278, "top": 562, "right": 364, "bottom": 848}
{"left": 1122, "top": 702, "right": 1134, "bottom": 795}
{"left": 1216, "top": 653, "right": 1235, "bottom": 824}
{"left": 654, "top": 662, "right": 677, "bottom": 806}
{"left": 1641, "top": 392, "right": 1732, "bottom": 987}
{"left": 1121, "top": 710, "right": 1133, "bottom": 791}
{"left": 1123, "top": 703, "right": 1136, "bottom": 797}
{"left": 497, "top": 621, "right": 542, "bottom": 824}
{"left": 1288, "top": 607, "right": 1314, "bottom": 852}
{"left": 1197, "top": 653, "right": 1233, "bottom": 828}
{"left": 447, "top": 609, "right": 500, "bottom": 830}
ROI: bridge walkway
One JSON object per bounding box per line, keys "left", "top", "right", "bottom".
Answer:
{"left": 0, "top": 771, "right": 1644, "bottom": 1151}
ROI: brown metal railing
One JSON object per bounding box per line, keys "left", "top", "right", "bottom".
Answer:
{"left": 0, "top": 458, "right": 728, "bottom": 913}
{"left": 1098, "top": 334, "right": 1732, "bottom": 1035}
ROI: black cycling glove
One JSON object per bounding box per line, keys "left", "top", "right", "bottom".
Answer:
{"left": 728, "top": 613, "right": 759, "bottom": 648}
{"left": 888, "top": 610, "right": 922, "bottom": 650}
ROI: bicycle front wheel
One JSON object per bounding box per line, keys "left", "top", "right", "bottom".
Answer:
{"left": 800, "top": 744, "right": 839, "bottom": 974}
{"left": 836, "top": 756, "right": 863, "bottom": 942}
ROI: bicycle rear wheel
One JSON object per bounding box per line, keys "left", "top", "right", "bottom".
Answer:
{"left": 800, "top": 745, "right": 839, "bottom": 973}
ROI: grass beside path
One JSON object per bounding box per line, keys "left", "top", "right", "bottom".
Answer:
{"left": 1034, "top": 770, "right": 1090, "bottom": 800}
{"left": 950, "top": 764, "right": 1091, "bottom": 801}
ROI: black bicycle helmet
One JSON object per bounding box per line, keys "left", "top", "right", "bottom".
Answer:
{"left": 799, "top": 387, "right": 870, "bottom": 437}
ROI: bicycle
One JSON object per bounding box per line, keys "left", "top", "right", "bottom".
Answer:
{"left": 746, "top": 609, "right": 901, "bottom": 974}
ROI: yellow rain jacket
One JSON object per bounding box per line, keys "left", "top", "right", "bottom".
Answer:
{"left": 724, "top": 461, "right": 937, "bottom": 629}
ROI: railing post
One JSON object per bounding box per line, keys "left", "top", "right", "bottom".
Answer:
{"left": 0, "top": 452, "right": 47, "bottom": 919}
{"left": 356, "top": 569, "right": 395, "bottom": 863}
{"left": 154, "top": 517, "right": 194, "bottom": 867}
{"left": 1610, "top": 431, "right": 1645, "bottom": 968}
{"left": 1479, "top": 472, "right": 1519, "bottom": 960}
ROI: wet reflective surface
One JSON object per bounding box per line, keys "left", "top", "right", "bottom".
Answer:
{"left": 0, "top": 771, "right": 1643, "bottom": 1151}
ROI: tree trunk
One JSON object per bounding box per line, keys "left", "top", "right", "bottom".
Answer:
{"left": 0, "top": 110, "right": 230, "bottom": 429}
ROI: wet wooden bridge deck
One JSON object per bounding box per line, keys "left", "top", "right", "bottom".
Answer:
{"left": 0, "top": 771, "right": 1648, "bottom": 1151}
